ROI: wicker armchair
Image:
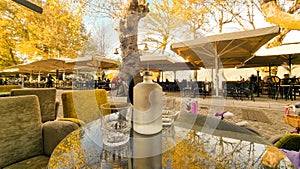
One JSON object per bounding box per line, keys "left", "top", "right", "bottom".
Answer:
{"left": 59, "top": 89, "right": 108, "bottom": 126}
{"left": 0, "top": 95, "right": 78, "bottom": 168}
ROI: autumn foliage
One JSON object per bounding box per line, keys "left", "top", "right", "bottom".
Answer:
{"left": 0, "top": 0, "right": 88, "bottom": 69}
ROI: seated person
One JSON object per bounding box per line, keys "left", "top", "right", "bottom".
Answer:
{"left": 249, "top": 74, "right": 257, "bottom": 82}
{"left": 281, "top": 74, "right": 290, "bottom": 85}
{"left": 105, "top": 78, "right": 110, "bottom": 89}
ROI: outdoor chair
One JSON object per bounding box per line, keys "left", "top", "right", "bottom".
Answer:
{"left": 182, "top": 81, "right": 194, "bottom": 97}
{"left": 239, "top": 81, "right": 255, "bottom": 101}
{"left": 279, "top": 77, "right": 294, "bottom": 101}
{"left": 10, "top": 88, "right": 59, "bottom": 122}
{"left": 193, "top": 81, "right": 207, "bottom": 98}
{"left": 0, "top": 85, "right": 21, "bottom": 97}
{"left": 274, "top": 134, "right": 300, "bottom": 151}
{"left": 226, "top": 82, "right": 252, "bottom": 101}
{"left": 0, "top": 95, "right": 78, "bottom": 168}
{"left": 248, "top": 81, "right": 255, "bottom": 101}
{"left": 59, "top": 89, "right": 108, "bottom": 126}
{"left": 161, "top": 82, "right": 177, "bottom": 92}
{"left": 273, "top": 133, "right": 300, "bottom": 168}
{"left": 269, "top": 76, "right": 281, "bottom": 100}
{"left": 222, "top": 81, "right": 236, "bottom": 98}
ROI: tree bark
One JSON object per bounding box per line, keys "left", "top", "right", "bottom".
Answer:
{"left": 116, "top": 0, "right": 149, "bottom": 103}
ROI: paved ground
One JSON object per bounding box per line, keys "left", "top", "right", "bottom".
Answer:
{"left": 242, "top": 109, "right": 272, "bottom": 124}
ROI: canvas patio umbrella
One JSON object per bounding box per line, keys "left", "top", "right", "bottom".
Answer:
{"left": 241, "top": 55, "right": 286, "bottom": 68}
{"left": 170, "top": 26, "right": 280, "bottom": 96}
{"left": 6, "top": 58, "right": 70, "bottom": 73}
{"left": 243, "top": 43, "right": 300, "bottom": 75}
{"left": 2, "top": 58, "right": 73, "bottom": 84}
{"left": 4, "top": 63, "right": 35, "bottom": 73}
{"left": 0, "top": 64, "right": 34, "bottom": 76}
{"left": 140, "top": 53, "right": 199, "bottom": 81}
{"left": 238, "top": 53, "right": 287, "bottom": 78}
{"left": 140, "top": 54, "right": 176, "bottom": 65}
{"left": 140, "top": 53, "right": 199, "bottom": 71}
{"left": 240, "top": 43, "right": 300, "bottom": 99}
{"left": 65, "top": 55, "right": 120, "bottom": 72}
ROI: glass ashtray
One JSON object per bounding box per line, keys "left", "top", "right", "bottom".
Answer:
{"left": 162, "top": 110, "right": 180, "bottom": 126}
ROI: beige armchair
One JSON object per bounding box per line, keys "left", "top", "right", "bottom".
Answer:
{"left": 10, "top": 88, "right": 59, "bottom": 122}
{"left": 0, "top": 85, "right": 21, "bottom": 97}
{"left": 0, "top": 95, "right": 78, "bottom": 168}
{"left": 59, "top": 89, "right": 108, "bottom": 126}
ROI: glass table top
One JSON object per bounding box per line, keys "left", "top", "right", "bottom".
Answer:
{"left": 48, "top": 113, "right": 294, "bottom": 169}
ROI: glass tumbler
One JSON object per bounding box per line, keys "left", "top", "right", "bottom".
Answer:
{"left": 100, "top": 102, "right": 132, "bottom": 147}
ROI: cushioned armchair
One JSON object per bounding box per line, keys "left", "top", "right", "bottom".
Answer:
{"left": 59, "top": 89, "right": 108, "bottom": 126}
{"left": 274, "top": 134, "right": 300, "bottom": 151}
{"left": 0, "top": 95, "right": 78, "bottom": 168}
{"left": 273, "top": 134, "right": 300, "bottom": 168}
{"left": 0, "top": 85, "right": 21, "bottom": 97}
{"left": 10, "top": 88, "right": 59, "bottom": 122}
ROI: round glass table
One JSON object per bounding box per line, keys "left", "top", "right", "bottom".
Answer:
{"left": 48, "top": 113, "right": 294, "bottom": 168}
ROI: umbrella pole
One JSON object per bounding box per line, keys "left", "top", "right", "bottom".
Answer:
{"left": 38, "top": 71, "right": 40, "bottom": 83}
{"left": 63, "top": 71, "right": 65, "bottom": 81}
{"left": 56, "top": 69, "right": 59, "bottom": 87}
{"left": 194, "top": 70, "right": 198, "bottom": 81}
{"left": 289, "top": 55, "right": 292, "bottom": 76}
{"left": 173, "top": 71, "right": 176, "bottom": 81}
{"left": 30, "top": 70, "right": 33, "bottom": 81}
{"left": 214, "top": 54, "right": 219, "bottom": 96}
{"left": 211, "top": 68, "right": 214, "bottom": 94}
{"left": 38, "top": 71, "right": 41, "bottom": 88}
{"left": 257, "top": 70, "right": 260, "bottom": 97}
{"left": 269, "top": 64, "right": 271, "bottom": 77}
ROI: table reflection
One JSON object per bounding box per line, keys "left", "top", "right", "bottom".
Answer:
{"left": 48, "top": 115, "right": 294, "bottom": 168}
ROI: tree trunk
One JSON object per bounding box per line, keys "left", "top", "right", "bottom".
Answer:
{"left": 117, "top": 0, "right": 149, "bottom": 103}
{"left": 9, "top": 48, "right": 18, "bottom": 65}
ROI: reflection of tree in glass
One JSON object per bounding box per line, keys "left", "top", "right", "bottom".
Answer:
{"left": 48, "top": 130, "right": 86, "bottom": 168}
{"left": 48, "top": 123, "right": 294, "bottom": 168}
{"left": 48, "top": 129, "right": 102, "bottom": 168}
{"left": 49, "top": 118, "right": 132, "bottom": 168}
{"left": 162, "top": 129, "right": 282, "bottom": 169}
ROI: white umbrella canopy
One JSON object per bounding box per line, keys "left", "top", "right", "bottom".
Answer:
{"left": 2, "top": 56, "right": 120, "bottom": 74}
{"left": 170, "top": 26, "right": 280, "bottom": 69}
{"left": 240, "top": 55, "right": 287, "bottom": 68}
{"left": 243, "top": 43, "right": 300, "bottom": 68}
{"left": 5, "top": 58, "right": 71, "bottom": 73}
{"left": 5, "top": 63, "right": 36, "bottom": 72}
{"left": 65, "top": 55, "right": 120, "bottom": 71}
{"left": 140, "top": 54, "right": 176, "bottom": 65}
{"left": 170, "top": 26, "right": 280, "bottom": 95}
{"left": 139, "top": 53, "right": 199, "bottom": 71}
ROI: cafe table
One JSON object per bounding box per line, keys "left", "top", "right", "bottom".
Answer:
{"left": 282, "top": 84, "right": 300, "bottom": 101}
{"left": 48, "top": 113, "right": 294, "bottom": 168}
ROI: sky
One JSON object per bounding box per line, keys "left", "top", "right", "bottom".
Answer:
{"left": 82, "top": 1, "right": 300, "bottom": 81}
{"left": 83, "top": 1, "right": 300, "bottom": 58}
